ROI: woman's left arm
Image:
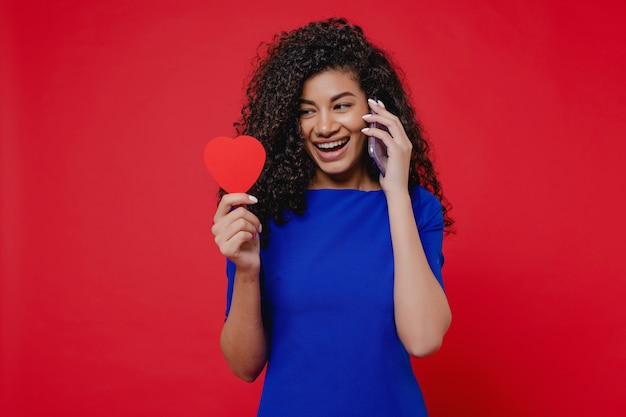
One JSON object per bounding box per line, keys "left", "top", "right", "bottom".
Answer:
{"left": 363, "top": 99, "right": 451, "bottom": 357}
{"left": 386, "top": 191, "right": 451, "bottom": 357}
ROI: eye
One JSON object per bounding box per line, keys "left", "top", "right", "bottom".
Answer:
{"left": 334, "top": 103, "right": 352, "bottom": 111}
{"left": 299, "top": 108, "right": 315, "bottom": 118}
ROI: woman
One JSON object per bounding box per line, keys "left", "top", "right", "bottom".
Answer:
{"left": 212, "top": 17, "right": 453, "bottom": 417}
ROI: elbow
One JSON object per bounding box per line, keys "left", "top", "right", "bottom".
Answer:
{"left": 403, "top": 336, "right": 444, "bottom": 358}
{"left": 220, "top": 334, "right": 266, "bottom": 383}
{"left": 231, "top": 366, "right": 263, "bottom": 383}
{"left": 222, "top": 353, "right": 266, "bottom": 383}
{"left": 401, "top": 315, "right": 451, "bottom": 358}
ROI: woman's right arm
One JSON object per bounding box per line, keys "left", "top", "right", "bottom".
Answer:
{"left": 212, "top": 193, "right": 267, "bottom": 382}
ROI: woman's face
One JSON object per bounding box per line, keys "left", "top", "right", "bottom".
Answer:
{"left": 299, "top": 69, "right": 374, "bottom": 189}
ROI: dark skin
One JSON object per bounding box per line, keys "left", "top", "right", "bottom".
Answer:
{"left": 213, "top": 69, "right": 451, "bottom": 382}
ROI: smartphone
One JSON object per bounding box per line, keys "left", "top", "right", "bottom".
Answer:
{"left": 367, "top": 102, "right": 389, "bottom": 175}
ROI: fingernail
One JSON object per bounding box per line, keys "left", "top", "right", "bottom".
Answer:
{"left": 248, "top": 195, "right": 258, "bottom": 203}
{"left": 258, "top": 223, "right": 263, "bottom": 233}
{"left": 368, "top": 98, "right": 377, "bottom": 105}
{"left": 362, "top": 113, "right": 372, "bottom": 118}
{"left": 377, "top": 100, "right": 385, "bottom": 108}
{"left": 361, "top": 127, "right": 370, "bottom": 132}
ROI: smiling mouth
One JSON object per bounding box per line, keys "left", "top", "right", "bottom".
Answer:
{"left": 315, "top": 138, "right": 350, "bottom": 152}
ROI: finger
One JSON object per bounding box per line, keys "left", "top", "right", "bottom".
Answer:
{"left": 362, "top": 114, "right": 393, "bottom": 133}
{"left": 216, "top": 227, "right": 258, "bottom": 256}
{"left": 215, "top": 213, "right": 261, "bottom": 242}
{"left": 218, "top": 230, "right": 259, "bottom": 259}
{"left": 361, "top": 126, "right": 395, "bottom": 149}
{"left": 217, "top": 193, "right": 259, "bottom": 210}
{"left": 366, "top": 99, "right": 402, "bottom": 123}
{"left": 214, "top": 193, "right": 259, "bottom": 218}
{"left": 214, "top": 215, "right": 261, "bottom": 257}
{"left": 213, "top": 206, "right": 262, "bottom": 238}
{"left": 367, "top": 98, "right": 391, "bottom": 114}
{"left": 365, "top": 100, "right": 403, "bottom": 133}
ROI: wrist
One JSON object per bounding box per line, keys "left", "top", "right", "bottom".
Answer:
{"left": 384, "top": 187, "right": 411, "bottom": 205}
{"left": 235, "top": 263, "right": 261, "bottom": 283}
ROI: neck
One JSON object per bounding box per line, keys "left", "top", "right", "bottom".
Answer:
{"left": 309, "top": 169, "right": 381, "bottom": 191}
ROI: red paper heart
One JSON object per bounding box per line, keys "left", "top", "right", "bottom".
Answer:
{"left": 204, "top": 135, "right": 266, "bottom": 193}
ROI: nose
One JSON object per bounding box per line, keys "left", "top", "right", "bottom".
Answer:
{"left": 314, "top": 110, "right": 338, "bottom": 138}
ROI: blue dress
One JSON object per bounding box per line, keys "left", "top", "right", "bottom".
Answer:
{"left": 225, "top": 187, "right": 445, "bottom": 417}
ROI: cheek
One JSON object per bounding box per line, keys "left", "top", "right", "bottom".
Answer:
{"left": 338, "top": 114, "right": 367, "bottom": 132}
{"left": 298, "top": 119, "right": 313, "bottom": 137}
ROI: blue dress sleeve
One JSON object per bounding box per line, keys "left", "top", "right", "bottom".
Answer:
{"left": 411, "top": 186, "right": 445, "bottom": 289}
{"left": 225, "top": 259, "right": 236, "bottom": 318}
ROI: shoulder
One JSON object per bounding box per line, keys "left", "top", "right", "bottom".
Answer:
{"left": 410, "top": 186, "right": 444, "bottom": 230}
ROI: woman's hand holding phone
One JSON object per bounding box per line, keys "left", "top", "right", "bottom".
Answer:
{"left": 363, "top": 98, "right": 413, "bottom": 195}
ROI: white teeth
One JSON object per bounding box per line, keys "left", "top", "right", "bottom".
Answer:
{"left": 317, "top": 138, "right": 348, "bottom": 149}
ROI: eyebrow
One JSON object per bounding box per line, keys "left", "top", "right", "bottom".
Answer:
{"left": 299, "top": 91, "right": 357, "bottom": 105}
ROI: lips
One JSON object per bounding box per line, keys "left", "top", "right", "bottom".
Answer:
{"left": 315, "top": 137, "right": 350, "bottom": 152}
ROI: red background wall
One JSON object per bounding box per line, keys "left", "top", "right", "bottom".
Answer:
{"left": 2, "top": 0, "right": 625, "bottom": 416}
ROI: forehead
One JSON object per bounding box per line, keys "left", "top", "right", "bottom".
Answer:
{"left": 301, "top": 70, "right": 362, "bottom": 97}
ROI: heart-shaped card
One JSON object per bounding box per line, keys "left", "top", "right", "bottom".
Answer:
{"left": 204, "top": 135, "right": 266, "bottom": 193}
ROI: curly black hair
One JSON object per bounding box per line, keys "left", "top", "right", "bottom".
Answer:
{"left": 229, "top": 17, "right": 453, "bottom": 246}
